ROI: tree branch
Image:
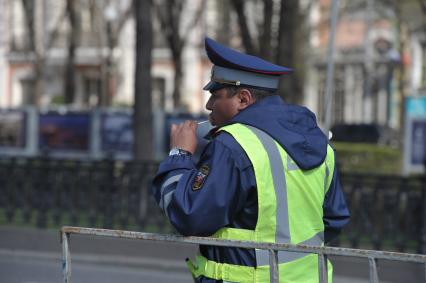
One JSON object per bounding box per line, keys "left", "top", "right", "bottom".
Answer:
{"left": 417, "top": 0, "right": 426, "bottom": 14}
{"left": 231, "top": 0, "right": 257, "bottom": 55}
{"left": 181, "top": 0, "right": 207, "bottom": 47}
{"left": 45, "top": 8, "right": 67, "bottom": 52}
{"left": 111, "top": 0, "right": 134, "bottom": 47}
{"left": 21, "top": 0, "right": 36, "bottom": 51}
{"left": 154, "top": 0, "right": 173, "bottom": 43}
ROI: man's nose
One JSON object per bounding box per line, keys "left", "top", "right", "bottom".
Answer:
{"left": 205, "top": 97, "right": 213, "bottom": 111}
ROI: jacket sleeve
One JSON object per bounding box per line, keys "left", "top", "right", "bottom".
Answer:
{"left": 151, "top": 139, "right": 250, "bottom": 236}
{"left": 323, "top": 163, "right": 350, "bottom": 243}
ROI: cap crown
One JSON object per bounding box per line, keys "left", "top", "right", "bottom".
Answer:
{"left": 205, "top": 37, "right": 292, "bottom": 75}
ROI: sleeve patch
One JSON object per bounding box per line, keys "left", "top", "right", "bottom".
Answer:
{"left": 192, "top": 165, "right": 210, "bottom": 191}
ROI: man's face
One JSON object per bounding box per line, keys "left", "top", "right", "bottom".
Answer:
{"left": 205, "top": 88, "right": 240, "bottom": 127}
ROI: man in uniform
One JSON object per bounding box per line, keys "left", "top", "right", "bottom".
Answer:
{"left": 152, "top": 37, "right": 350, "bottom": 282}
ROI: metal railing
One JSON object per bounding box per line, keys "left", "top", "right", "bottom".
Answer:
{"left": 61, "top": 226, "right": 426, "bottom": 283}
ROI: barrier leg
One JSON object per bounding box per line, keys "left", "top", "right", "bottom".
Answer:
{"left": 61, "top": 231, "right": 72, "bottom": 283}
{"left": 368, "top": 257, "right": 379, "bottom": 283}
{"left": 269, "top": 249, "right": 279, "bottom": 283}
{"left": 318, "top": 253, "right": 328, "bottom": 283}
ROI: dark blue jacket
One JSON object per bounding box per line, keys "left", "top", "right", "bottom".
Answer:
{"left": 152, "top": 95, "right": 350, "bottom": 282}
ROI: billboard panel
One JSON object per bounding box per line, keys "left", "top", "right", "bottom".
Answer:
{"left": 410, "top": 119, "right": 426, "bottom": 166}
{"left": 100, "top": 112, "right": 133, "bottom": 154}
{"left": 404, "top": 117, "right": 426, "bottom": 174}
{"left": 39, "top": 112, "right": 90, "bottom": 152}
{"left": 0, "top": 109, "right": 26, "bottom": 148}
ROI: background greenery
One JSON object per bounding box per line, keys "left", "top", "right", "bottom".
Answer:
{"left": 332, "top": 142, "right": 402, "bottom": 175}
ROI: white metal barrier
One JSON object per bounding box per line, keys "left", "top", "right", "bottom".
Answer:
{"left": 61, "top": 226, "right": 426, "bottom": 283}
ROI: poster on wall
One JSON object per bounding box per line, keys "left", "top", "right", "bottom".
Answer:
{"left": 0, "top": 110, "right": 26, "bottom": 148}
{"left": 406, "top": 96, "right": 426, "bottom": 117}
{"left": 39, "top": 111, "right": 90, "bottom": 152}
{"left": 410, "top": 119, "right": 426, "bottom": 166}
{"left": 403, "top": 96, "right": 426, "bottom": 174}
{"left": 100, "top": 112, "right": 133, "bottom": 155}
{"left": 404, "top": 116, "right": 426, "bottom": 175}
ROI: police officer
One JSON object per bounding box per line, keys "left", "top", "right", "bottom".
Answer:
{"left": 152, "top": 37, "right": 350, "bottom": 282}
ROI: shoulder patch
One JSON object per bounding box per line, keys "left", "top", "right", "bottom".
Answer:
{"left": 192, "top": 165, "right": 210, "bottom": 191}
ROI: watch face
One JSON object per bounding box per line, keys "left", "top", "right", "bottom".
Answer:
{"left": 169, "top": 148, "right": 180, "bottom": 156}
{"left": 169, "top": 148, "right": 191, "bottom": 156}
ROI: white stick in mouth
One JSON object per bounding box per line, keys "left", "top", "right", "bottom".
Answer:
{"left": 197, "top": 120, "right": 210, "bottom": 125}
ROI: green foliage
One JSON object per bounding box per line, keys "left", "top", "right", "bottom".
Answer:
{"left": 112, "top": 101, "right": 132, "bottom": 108}
{"left": 332, "top": 142, "right": 402, "bottom": 175}
{"left": 51, "top": 95, "right": 66, "bottom": 105}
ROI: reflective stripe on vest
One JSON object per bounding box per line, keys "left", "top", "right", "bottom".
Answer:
{"left": 188, "top": 123, "right": 334, "bottom": 282}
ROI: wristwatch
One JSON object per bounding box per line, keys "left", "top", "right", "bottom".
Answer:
{"left": 169, "top": 147, "right": 192, "bottom": 156}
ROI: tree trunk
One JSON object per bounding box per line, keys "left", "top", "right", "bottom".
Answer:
{"left": 217, "top": 0, "right": 231, "bottom": 45}
{"left": 134, "top": 0, "right": 153, "bottom": 161}
{"left": 173, "top": 54, "right": 183, "bottom": 108}
{"left": 64, "top": 0, "right": 79, "bottom": 105}
{"left": 22, "top": 0, "right": 69, "bottom": 106}
{"left": 21, "top": 0, "right": 42, "bottom": 105}
{"left": 276, "top": 0, "right": 302, "bottom": 104}
{"left": 154, "top": 0, "right": 206, "bottom": 109}
{"left": 33, "top": 61, "right": 44, "bottom": 106}
{"left": 395, "top": 1, "right": 407, "bottom": 135}
{"left": 100, "top": 21, "right": 114, "bottom": 107}
{"left": 259, "top": 0, "right": 273, "bottom": 61}
{"left": 231, "top": 0, "right": 257, "bottom": 55}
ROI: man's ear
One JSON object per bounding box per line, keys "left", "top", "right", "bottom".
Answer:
{"left": 237, "top": 89, "right": 255, "bottom": 110}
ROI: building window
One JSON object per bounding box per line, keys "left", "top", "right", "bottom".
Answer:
{"left": 83, "top": 76, "right": 101, "bottom": 107}
{"left": 317, "top": 65, "right": 346, "bottom": 125}
{"left": 20, "top": 77, "right": 35, "bottom": 105}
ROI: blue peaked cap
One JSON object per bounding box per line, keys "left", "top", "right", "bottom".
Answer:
{"left": 203, "top": 37, "right": 292, "bottom": 92}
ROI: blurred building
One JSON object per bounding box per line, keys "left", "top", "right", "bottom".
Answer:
{"left": 0, "top": 0, "right": 212, "bottom": 113}
{"left": 0, "top": 0, "right": 424, "bottom": 131}
{"left": 306, "top": 0, "right": 426, "bottom": 129}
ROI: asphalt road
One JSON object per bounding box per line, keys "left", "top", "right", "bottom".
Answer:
{"left": 0, "top": 252, "right": 369, "bottom": 283}
{"left": 0, "top": 254, "right": 191, "bottom": 283}
{"left": 0, "top": 226, "right": 424, "bottom": 283}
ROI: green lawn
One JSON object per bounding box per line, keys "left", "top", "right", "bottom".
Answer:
{"left": 0, "top": 208, "right": 174, "bottom": 233}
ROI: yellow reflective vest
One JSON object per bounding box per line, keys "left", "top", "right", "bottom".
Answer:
{"left": 188, "top": 123, "right": 334, "bottom": 282}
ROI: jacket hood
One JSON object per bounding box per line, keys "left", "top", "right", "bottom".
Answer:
{"left": 230, "top": 95, "right": 328, "bottom": 170}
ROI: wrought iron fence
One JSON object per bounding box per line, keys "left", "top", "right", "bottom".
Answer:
{"left": 337, "top": 173, "right": 426, "bottom": 253}
{"left": 0, "top": 157, "right": 171, "bottom": 232}
{"left": 0, "top": 157, "right": 425, "bottom": 253}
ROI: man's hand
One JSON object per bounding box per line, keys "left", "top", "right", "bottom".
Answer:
{"left": 170, "top": 120, "right": 198, "bottom": 154}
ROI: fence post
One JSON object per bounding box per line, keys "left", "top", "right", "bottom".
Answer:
{"left": 61, "top": 230, "right": 72, "bottom": 283}
{"left": 422, "top": 160, "right": 426, "bottom": 254}
{"left": 318, "top": 253, "right": 328, "bottom": 283}
{"left": 368, "top": 257, "right": 379, "bottom": 283}
{"left": 424, "top": 262, "right": 426, "bottom": 283}
{"left": 269, "top": 249, "right": 279, "bottom": 283}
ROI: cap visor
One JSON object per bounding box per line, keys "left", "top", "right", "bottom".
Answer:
{"left": 203, "top": 81, "right": 226, "bottom": 92}
{"left": 203, "top": 81, "right": 215, "bottom": 91}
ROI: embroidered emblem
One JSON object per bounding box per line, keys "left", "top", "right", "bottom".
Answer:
{"left": 192, "top": 165, "right": 210, "bottom": 191}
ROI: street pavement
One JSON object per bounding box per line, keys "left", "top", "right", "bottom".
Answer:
{"left": 0, "top": 226, "right": 423, "bottom": 283}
